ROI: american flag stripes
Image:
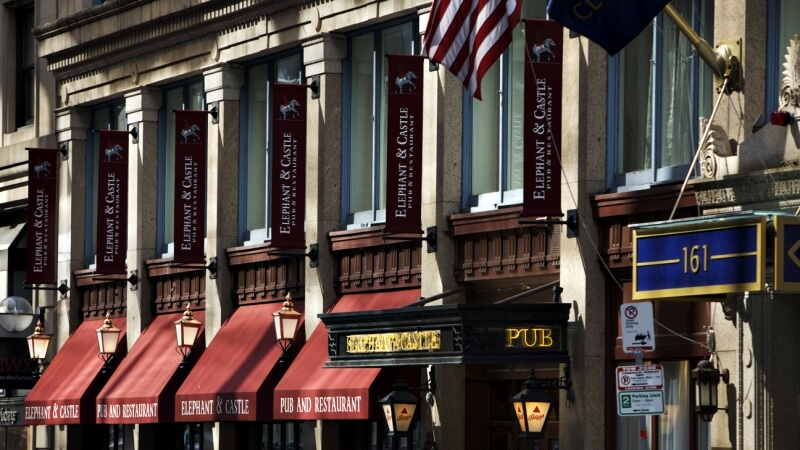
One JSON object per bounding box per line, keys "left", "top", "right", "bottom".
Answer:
{"left": 422, "top": 0, "right": 522, "bottom": 100}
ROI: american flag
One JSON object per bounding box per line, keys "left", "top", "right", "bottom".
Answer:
{"left": 422, "top": 0, "right": 522, "bottom": 100}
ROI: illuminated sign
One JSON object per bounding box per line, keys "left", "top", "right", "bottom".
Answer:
{"left": 322, "top": 303, "right": 571, "bottom": 367}
{"left": 505, "top": 328, "right": 555, "bottom": 349}
{"left": 346, "top": 330, "right": 441, "bottom": 354}
{"left": 633, "top": 216, "right": 766, "bottom": 300}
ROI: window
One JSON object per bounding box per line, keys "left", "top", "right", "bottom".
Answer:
{"left": 182, "top": 423, "right": 203, "bottom": 450}
{"left": 85, "top": 101, "right": 127, "bottom": 266}
{"left": 104, "top": 424, "right": 125, "bottom": 450}
{"left": 462, "top": 0, "right": 548, "bottom": 211}
{"left": 261, "top": 422, "right": 303, "bottom": 450}
{"left": 16, "top": 5, "right": 35, "bottom": 128}
{"left": 343, "top": 18, "right": 418, "bottom": 228}
{"left": 617, "top": 361, "right": 710, "bottom": 449}
{"left": 243, "top": 52, "right": 303, "bottom": 244}
{"left": 0, "top": 425, "right": 26, "bottom": 450}
{"left": 159, "top": 80, "right": 205, "bottom": 255}
{"left": 607, "top": 0, "right": 714, "bottom": 190}
{"left": 767, "top": 0, "right": 800, "bottom": 114}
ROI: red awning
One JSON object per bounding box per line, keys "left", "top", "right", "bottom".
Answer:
{"left": 174, "top": 301, "right": 305, "bottom": 422}
{"left": 95, "top": 311, "right": 204, "bottom": 424}
{"left": 24, "top": 317, "right": 128, "bottom": 425}
{"left": 273, "top": 289, "right": 420, "bottom": 421}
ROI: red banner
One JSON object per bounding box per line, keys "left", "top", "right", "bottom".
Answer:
{"left": 385, "top": 54, "right": 424, "bottom": 234}
{"left": 270, "top": 83, "right": 307, "bottom": 249}
{"left": 173, "top": 110, "right": 207, "bottom": 263}
{"left": 96, "top": 131, "right": 129, "bottom": 274}
{"left": 522, "top": 19, "right": 563, "bottom": 219}
{"left": 27, "top": 148, "right": 58, "bottom": 284}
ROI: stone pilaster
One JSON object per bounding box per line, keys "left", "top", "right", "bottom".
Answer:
{"left": 124, "top": 87, "right": 161, "bottom": 343}
{"left": 418, "top": 6, "right": 467, "bottom": 447}
{"left": 54, "top": 106, "right": 90, "bottom": 336}
{"left": 302, "top": 32, "right": 346, "bottom": 450}
{"left": 203, "top": 63, "right": 244, "bottom": 342}
{"left": 302, "top": 33, "right": 346, "bottom": 334}
{"left": 53, "top": 105, "right": 90, "bottom": 450}
{"left": 558, "top": 29, "right": 609, "bottom": 450}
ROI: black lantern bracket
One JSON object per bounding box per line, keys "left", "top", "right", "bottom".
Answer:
{"left": 308, "top": 75, "right": 321, "bottom": 99}
{"left": 382, "top": 226, "right": 437, "bottom": 253}
{"left": 409, "top": 366, "right": 437, "bottom": 395}
{"left": 208, "top": 102, "right": 219, "bottom": 124}
{"left": 59, "top": 142, "right": 69, "bottom": 161}
{"left": 526, "top": 364, "right": 575, "bottom": 405}
{"left": 267, "top": 243, "right": 319, "bottom": 268}
{"left": 24, "top": 280, "right": 70, "bottom": 299}
{"left": 129, "top": 124, "right": 139, "bottom": 144}
{"left": 519, "top": 209, "right": 579, "bottom": 238}
{"left": 92, "top": 270, "right": 139, "bottom": 291}
{"left": 692, "top": 358, "right": 731, "bottom": 422}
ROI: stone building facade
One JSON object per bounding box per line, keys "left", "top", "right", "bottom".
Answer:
{"left": 2, "top": 0, "right": 799, "bottom": 449}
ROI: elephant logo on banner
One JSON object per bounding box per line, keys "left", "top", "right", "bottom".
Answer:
{"left": 104, "top": 144, "right": 124, "bottom": 161}
{"left": 395, "top": 71, "right": 418, "bottom": 93}
{"left": 180, "top": 124, "right": 202, "bottom": 143}
{"left": 532, "top": 38, "right": 557, "bottom": 63}
{"left": 33, "top": 160, "right": 52, "bottom": 177}
{"left": 279, "top": 99, "right": 301, "bottom": 120}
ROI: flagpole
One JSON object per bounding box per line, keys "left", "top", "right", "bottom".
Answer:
{"left": 661, "top": 4, "right": 727, "bottom": 79}
{"left": 668, "top": 77, "right": 730, "bottom": 221}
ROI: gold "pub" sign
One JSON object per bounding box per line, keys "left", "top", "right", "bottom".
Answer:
{"left": 505, "top": 328, "right": 555, "bottom": 349}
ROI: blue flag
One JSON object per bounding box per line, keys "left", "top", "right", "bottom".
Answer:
{"left": 547, "top": 0, "right": 670, "bottom": 55}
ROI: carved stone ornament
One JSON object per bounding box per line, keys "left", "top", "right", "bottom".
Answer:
{"left": 780, "top": 35, "right": 800, "bottom": 111}
{"left": 699, "top": 116, "right": 733, "bottom": 178}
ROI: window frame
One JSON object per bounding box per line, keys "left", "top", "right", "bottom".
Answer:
{"left": 157, "top": 79, "right": 206, "bottom": 256}
{"left": 766, "top": 0, "right": 800, "bottom": 116}
{"left": 461, "top": 56, "right": 520, "bottom": 212}
{"left": 85, "top": 99, "right": 128, "bottom": 267}
{"left": 341, "top": 16, "right": 419, "bottom": 229}
{"left": 460, "top": 0, "right": 549, "bottom": 212}
{"left": 239, "top": 50, "right": 305, "bottom": 245}
{"left": 15, "top": 4, "right": 35, "bottom": 129}
{"left": 606, "top": 1, "right": 713, "bottom": 192}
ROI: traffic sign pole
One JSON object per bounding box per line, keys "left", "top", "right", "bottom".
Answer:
{"left": 636, "top": 351, "right": 646, "bottom": 450}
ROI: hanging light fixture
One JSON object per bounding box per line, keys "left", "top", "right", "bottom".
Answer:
{"left": 379, "top": 376, "right": 419, "bottom": 436}
{"left": 175, "top": 303, "right": 203, "bottom": 369}
{"left": 96, "top": 313, "right": 122, "bottom": 375}
{"left": 510, "top": 370, "right": 555, "bottom": 439}
{"left": 692, "top": 358, "right": 729, "bottom": 422}
{"left": 0, "top": 296, "right": 35, "bottom": 332}
{"left": 273, "top": 293, "right": 302, "bottom": 366}
{"left": 27, "top": 319, "right": 50, "bottom": 361}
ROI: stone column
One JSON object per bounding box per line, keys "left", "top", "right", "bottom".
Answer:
{"left": 53, "top": 105, "right": 90, "bottom": 450}
{"left": 203, "top": 63, "right": 244, "bottom": 342}
{"left": 302, "top": 32, "right": 346, "bottom": 450}
{"left": 202, "top": 63, "right": 244, "bottom": 450}
{"left": 125, "top": 87, "right": 163, "bottom": 450}
{"left": 302, "top": 33, "right": 346, "bottom": 333}
{"left": 418, "top": 8, "right": 467, "bottom": 450}
{"left": 124, "top": 87, "right": 161, "bottom": 343}
{"left": 558, "top": 32, "right": 608, "bottom": 450}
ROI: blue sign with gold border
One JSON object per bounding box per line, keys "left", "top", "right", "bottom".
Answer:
{"left": 633, "top": 216, "right": 766, "bottom": 300}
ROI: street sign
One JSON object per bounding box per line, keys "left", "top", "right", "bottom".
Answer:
{"left": 617, "top": 391, "right": 665, "bottom": 416}
{"left": 774, "top": 216, "right": 800, "bottom": 291}
{"left": 633, "top": 216, "right": 766, "bottom": 299}
{"left": 620, "top": 302, "right": 655, "bottom": 353}
{"left": 617, "top": 365, "right": 663, "bottom": 391}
